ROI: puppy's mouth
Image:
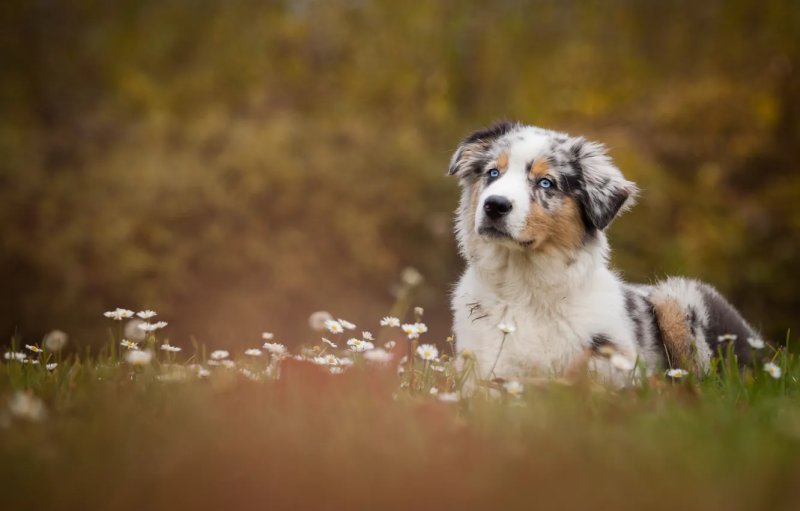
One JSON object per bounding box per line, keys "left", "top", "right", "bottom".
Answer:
{"left": 477, "top": 226, "right": 534, "bottom": 247}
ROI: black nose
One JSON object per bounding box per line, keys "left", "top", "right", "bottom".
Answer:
{"left": 483, "top": 195, "right": 513, "bottom": 219}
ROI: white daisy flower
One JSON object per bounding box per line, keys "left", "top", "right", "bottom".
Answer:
{"left": 244, "top": 348, "right": 262, "bottom": 357}
{"left": 210, "top": 350, "right": 229, "bottom": 360}
{"left": 137, "top": 310, "right": 157, "bottom": 319}
{"left": 313, "top": 354, "right": 340, "bottom": 366}
{"left": 429, "top": 387, "right": 439, "bottom": 395}
{"left": 438, "top": 392, "right": 460, "bottom": 403}
{"left": 261, "top": 332, "right": 275, "bottom": 340}
{"left": 414, "top": 306, "right": 425, "bottom": 317}
{"left": 402, "top": 323, "right": 420, "bottom": 339}
{"left": 415, "top": 322, "right": 428, "bottom": 334}
{"left": 338, "top": 319, "right": 357, "bottom": 330}
{"left": 25, "top": 344, "right": 43, "bottom": 354}
{"left": 46, "top": 362, "right": 58, "bottom": 371}
{"left": 416, "top": 344, "right": 439, "bottom": 361}
{"left": 262, "top": 342, "right": 287, "bottom": 356}
{"left": 104, "top": 308, "right": 134, "bottom": 321}
{"left": 197, "top": 367, "right": 211, "bottom": 378}
{"left": 497, "top": 322, "right": 516, "bottom": 334}
{"left": 747, "top": 337, "right": 766, "bottom": 349}
{"left": 321, "top": 338, "right": 338, "bottom": 348}
{"left": 363, "top": 348, "right": 393, "bottom": 363}
{"left": 221, "top": 360, "right": 236, "bottom": 369}
{"left": 8, "top": 392, "right": 46, "bottom": 422}
{"left": 240, "top": 368, "right": 260, "bottom": 381}
{"left": 308, "top": 311, "right": 335, "bottom": 332}
{"left": 137, "top": 322, "right": 162, "bottom": 333}
{"left": 120, "top": 339, "right": 139, "bottom": 350}
{"left": 43, "top": 330, "right": 68, "bottom": 352}
{"left": 717, "top": 334, "right": 737, "bottom": 342}
{"left": 23, "top": 359, "right": 39, "bottom": 365}
{"left": 764, "top": 362, "right": 782, "bottom": 379}
{"left": 401, "top": 267, "right": 423, "bottom": 286}
{"left": 362, "top": 331, "right": 375, "bottom": 341}
{"left": 384, "top": 341, "right": 396, "bottom": 350}
{"left": 666, "top": 368, "right": 689, "bottom": 379}
{"left": 160, "top": 344, "right": 181, "bottom": 352}
{"left": 325, "top": 320, "right": 344, "bottom": 334}
{"left": 347, "top": 339, "right": 375, "bottom": 353}
{"left": 610, "top": 354, "right": 635, "bottom": 371}
{"left": 125, "top": 350, "right": 152, "bottom": 366}
{"left": 4, "top": 352, "right": 27, "bottom": 361}
{"left": 503, "top": 380, "right": 524, "bottom": 397}
{"left": 380, "top": 316, "right": 401, "bottom": 327}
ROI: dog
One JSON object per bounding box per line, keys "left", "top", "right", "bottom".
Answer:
{"left": 448, "top": 121, "right": 764, "bottom": 384}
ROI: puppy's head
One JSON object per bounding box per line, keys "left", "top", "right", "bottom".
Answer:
{"left": 449, "top": 122, "right": 637, "bottom": 255}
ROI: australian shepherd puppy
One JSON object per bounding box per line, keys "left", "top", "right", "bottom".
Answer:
{"left": 449, "top": 121, "right": 764, "bottom": 384}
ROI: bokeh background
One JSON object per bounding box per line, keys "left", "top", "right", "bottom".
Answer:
{"left": 1, "top": 0, "right": 798, "bottom": 350}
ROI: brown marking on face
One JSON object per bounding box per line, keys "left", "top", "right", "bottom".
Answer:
{"left": 530, "top": 159, "right": 550, "bottom": 179}
{"left": 650, "top": 297, "right": 695, "bottom": 370}
{"left": 520, "top": 195, "right": 584, "bottom": 253}
{"left": 496, "top": 152, "right": 509, "bottom": 171}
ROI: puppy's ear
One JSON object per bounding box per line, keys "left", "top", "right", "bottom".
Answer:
{"left": 566, "top": 137, "right": 638, "bottom": 231}
{"left": 448, "top": 121, "right": 517, "bottom": 178}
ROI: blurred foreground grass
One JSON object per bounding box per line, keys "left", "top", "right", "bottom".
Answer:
{"left": 1, "top": 313, "right": 799, "bottom": 511}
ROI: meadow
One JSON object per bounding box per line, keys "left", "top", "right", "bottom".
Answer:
{"left": 2, "top": 303, "right": 798, "bottom": 511}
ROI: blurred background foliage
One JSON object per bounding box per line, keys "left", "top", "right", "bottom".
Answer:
{"left": 1, "top": 0, "right": 798, "bottom": 349}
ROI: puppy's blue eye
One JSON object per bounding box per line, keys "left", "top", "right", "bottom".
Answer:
{"left": 488, "top": 169, "right": 500, "bottom": 179}
{"left": 538, "top": 178, "right": 553, "bottom": 189}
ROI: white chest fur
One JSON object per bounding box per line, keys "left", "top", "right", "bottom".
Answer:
{"left": 451, "top": 239, "right": 643, "bottom": 381}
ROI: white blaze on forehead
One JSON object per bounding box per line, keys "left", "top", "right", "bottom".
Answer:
{"left": 474, "top": 129, "right": 555, "bottom": 239}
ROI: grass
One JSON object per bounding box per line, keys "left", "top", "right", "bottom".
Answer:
{"left": 1, "top": 314, "right": 799, "bottom": 511}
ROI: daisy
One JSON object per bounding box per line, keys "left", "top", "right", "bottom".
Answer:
{"left": 325, "top": 320, "right": 344, "bottom": 334}
{"left": 666, "top": 368, "right": 689, "bottom": 379}
{"left": 240, "top": 368, "right": 260, "bottom": 381}
{"left": 362, "top": 331, "right": 375, "bottom": 341}
{"left": 416, "top": 344, "right": 439, "bottom": 361}
{"left": 24, "top": 344, "right": 43, "bottom": 354}
{"left": 262, "top": 342, "right": 288, "bottom": 356}
{"left": 160, "top": 344, "right": 181, "bottom": 352}
{"left": 503, "top": 380, "right": 524, "bottom": 397}
{"left": 363, "top": 348, "right": 393, "bottom": 363}
{"left": 125, "top": 350, "right": 152, "bottom": 366}
{"left": 402, "top": 323, "right": 420, "bottom": 339}
{"left": 717, "top": 334, "right": 737, "bottom": 342}
{"left": 244, "top": 348, "right": 262, "bottom": 357}
{"left": 46, "top": 362, "right": 58, "bottom": 371}
{"left": 8, "top": 392, "right": 46, "bottom": 422}
{"left": 415, "top": 322, "right": 428, "bottom": 334}
{"left": 137, "top": 310, "right": 157, "bottom": 319}
{"left": 747, "top": 337, "right": 766, "bottom": 349}
{"left": 414, "top": 306, "right": 425, "bottom": 317}
{"left": 347, "top": 339, "right": 375, "bottom": 353}
{"left": 497, "top": 322, "right": 516, "bottom": 334}
{"left": 104, "top": 308, "right": 134, "bottom": 321}
{"left": 120, "top": 339, "right": 139, "bottom": 350}
{"left": 137, "top": 322, "right": 163, "bottom": 333}
{"left": 438, "top": 392, "right": 460, "bottom": 403}
{"left": 313, "top": 354, "right": 340, "bottom": 366}
{"left": 221, "top": 360, "right": 236, "bottom": 369}
{"left": 764, "top": 362, "right": 782, "bottom": 379}
{"left": 210, "top": 350, "right": 229, "bottom": 360}
{"left": 384, "top": 341, "right": 396, "bottom": 350}
{"left": 197, "top": 367, "right": 211, "bottom": 378}
{"left": 308, "top": 311, "right": 334, "bottom": 331}
{"left": 338, "top": 319, "right": 357, "bottom": 330}
{"left": 610, "top": 354, "right": 635, "bottom": 371}
{"left": 321, "top": 338, "right": 338, "bottom": 348}
{"left": 43, "top": 330, "right": 68, "bottom": 352}
{"left": 380, "top": 316, "right": 401, "bottom": 327}
{"left": 261, "top": 332, "right": 275, "bottom": 340}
